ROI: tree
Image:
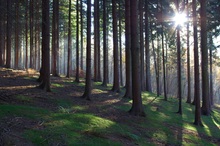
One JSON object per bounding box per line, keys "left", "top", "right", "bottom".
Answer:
{"left": 129, "top": 0, "right": 145, "bottom": 116}
{"left": 82, "top": 0, "right": 92, "bottom": 100}
{"left": 75, "top": 0, "right": 80, "bottom": 82}
{"left": 15, "top": 0, "right": 20, "bottom": 69}
{"left": 200, "top": 0, "right": 211, "bottom": 116}
{"left": 102, "top": 0, "right": 108, "bottom": 87}
{"left": 176, "top": 0, "right": 182, "bottom": 115}
{"left": 80, "top": 0, "right": 84, "bottom": 70}
{"left": 145, "top": 0, "right": 152, "bottom": 92}
{"left": 6, "top": 0, "right": 12, "bottom": 68}
{"left": 66, "top": 0, "right": 72, "bottom": 78}
{"left": 123, "top": 0, "right": 132, "bottom": 98}
{"left": 29, "top": 0, "right": 34, "bottom": 68}
{"left": 25, "top": 0, "right": 29, "bottom": 69}
{"left": 111, "top": 0, "right": 120, "bottom": 92}
{"left": 193, "top": 0, "right": 203, "bottom": 126}
{"left": 39, "top": 0, "right": 51, "bottom": 92}
{"left": 52, "top": 0, "right": 60, "bottom": 76}
{"left": 186, "top": 0, "right": 191, "bottom": 104}
{"left": 0, "top": 0, "right": 4, "bottom": 66}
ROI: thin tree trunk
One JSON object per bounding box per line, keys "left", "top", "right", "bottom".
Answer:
{"left": 82, "top": 0, "right": 92, "bottom": 100}
{"left": 119, "top": 1, "right": 123, "bottom": 86}
{"left": 102, "top": 0, "right": 108, "bottom": 87}
{"left": 111, "top": 0, "right": 120, "bottom": 92}
{"left": 15, "top": 1, "right": 20, "bottom": 69}
{"left": 145, "top": 0, "right": 152, "bottom": 92}
{"left": 139, "top": 0, "right": 145, "bottom": 91}
{"left": 66, "top": 0, "right": 72, "bottom": 78}
{"left": 6, "top": 0, "right": 12, "bottom": 68}
{"left": 186, "top": 0, "right": 191, "bottom": 104}
{"left": 25, "top": 0, "right": 28, "bottom": 69}
{"left": 75, "top": 0, "right": 80, "bottom": 82}
{"left": 176, "top": 0, "right": 182, "bottom": 115}
{"left": 209, "top": 33, "right": 214, "bottom": 106}
{"left": 123, "top": 0, "right": 132, "bottom": 98}
{"left": 0, "top": 0, "right": 3, "bottom": 66}
{"left": 29, "top": 0, "right": 34, "bottom": 68}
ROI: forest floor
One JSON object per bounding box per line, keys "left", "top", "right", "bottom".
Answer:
{"left": 0, "top": 67, "right": 220, "bottom": 146}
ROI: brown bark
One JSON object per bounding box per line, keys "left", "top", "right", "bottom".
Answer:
{"left": 66, "top": 0, "right": 72, "bottom": 78}
{"left": 6, "top": 0, "right": 12, "bottom": 68}
{"left": 193, "top": 0, "right": 203, "bottom": 126}
{"left": 25, "top": 0, "right": 28, "bottom": 69}
{"left": 15, "top": 0, "right": 20, "bottom": 69}
{"left": 82, "top": 0, "right": 92, "bottom": 100}
{"left": 40, "top": 0, "right": 51, "bottom": 92}
{"left": 75, "top": 0, "right": 80, "bottom": 82}
{"left": 0, "top": 0, "right": 4, "bottom": 66}
{"left": 129, "top": 0, "right": 145, "bottom": 117}
{"left": 186, "top": 0, "right": 191, "bottom": 104}
{"left": 29, "top": 0, "right": 34, "bottom": 68}
{"left": 123, "top": 0, "right": 132, "bottom": 98}
{"left": 102, "top": 0, "right": 108, "bottom": 87}
{"left": 145, "top": 0, "right": 152, "bottom": 92}
{"left": 200, "top": 0, "right": 210, "bottom": 116}
{"left": 80, "top": 0, "right": 84, "bottom": 70}
{"left": 111, "top": 0, "right": 120, "bottom": 92}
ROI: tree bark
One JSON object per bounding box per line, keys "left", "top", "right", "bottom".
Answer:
{"left": 40, "top": 0, "right": 51, "bottom": 92}
{"left": 129, "top": 0, "right": 145, "bottom": 117}
{"left": 29, "top": 0, "right": 34, "bottom": 68}
{"left": 193, "top": 0, "right": 203, "bottom": 126}
{"left": 111, "top": 0, "right": 120, "bottom": 92}
{"left": 82, "top": 0, "right": 92, "bottom": 100}
{"left": 75, "top": 0, "right": 80, "bottom": 82}
{"left": 6, "top": 0, "right": 12, "bottom": 68}
{"left": 80, "top": 0, "right": 84, "bottom": 70}
{"left": 145, "top": 0, "right": 152, "bottom": 92}
{"left": 200, "top": 0, "right": 210, "bottom": 116}
{"left": 123, "top": 0, "right": 132, "bottom": 98}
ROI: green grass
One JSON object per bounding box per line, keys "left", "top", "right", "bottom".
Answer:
{"left": 0, "top": 85, "right": 219, "bottom": 146}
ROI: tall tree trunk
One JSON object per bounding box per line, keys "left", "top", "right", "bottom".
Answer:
{"left": 15, "top": 1, "right": 20, "bottom": 69}
{"left": 111, "top": 0, "right": 120, "bottom": 92}
{"left": 209, "top": 33, "right": 214, "bottom": 106}
{"left": 119, "top": 1, "right": 123, "bottom": 86}
{"left": 66, "top": 0, "right": 72, "bottom": 78}
{"left": 75, "top": 0, "right": 80, "bottom": 82}
{"left": 52, "top": 0, "right": 60, "bottom": 76}
{"left": 200, "top": 0, "right": 210, "bottom": 116}
{"left": 6, "top": 0, "right": 12, "bottom": 68}
{"left": 176, "top": 0, "right": 182, "bottom": 115}
{"left": 82, "top": 0, "right": 92, "bottom": 100}
{"left": 186, "top": 0, "right": 191, "bottom": 104}
{"left": 160, "top": 1, "right": 167, "bottom": 101}
{"left": 0, "top": 0, "right": 4, "bottom": 66}
{"left": 25, "top": 0, "right": 29, "bottom": 69}
{"left": 193, "top": 0, "right": 203, "bottom": 126}
{"left": 29, "top": 0, "right": 34, "bottom": 68}
{"left": 123, "top": 0, "right": 132, "bottom": 98}
{"left": 145, "top": 0, "right": 152, "bottom": 92}
{"left": 102, "top": 0, "right": 108, "bottom": 87}
{"left": 139, "top": 0, "right": 145, "bottom": 91}
{"left": 35, "top": 0, "right": 40, "bottom": 70}
{"left": 40, "top": 0, "right": 51, "bottom": 92}
{"left": 80, "top": 0, "right": 84, "bottom": 70}
{"left": 129, "top": 0, "right": 145, "bottom": 117}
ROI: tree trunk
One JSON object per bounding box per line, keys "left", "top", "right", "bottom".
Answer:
{"left": 6, "top": 0, "right": 12, "bottom": 68}
{"left": 15, "top": 1, "right": 20, "bottom": 69}
{"left": 25, "top": 0, "right": 28, "bottom": 69}
{"left": 102, "top": 0, "right": 108, "bottom": 87}
{"left": 119, "top": 1, "right": 123, "bottom": 87}
{"left": 82, "top": 0, "right": 92, "bottom": 100}
{"left": 29, "top": 0, "right": 34, "bottom": 68}
{"left": 75, "top": 0, "right": 80, "bottom": 82}
{"left": 111, "top": 0, "right": 120, "bottom": 92}
{"left": 40, "top": 0, "right": 51, "bottom": 92}
{"left": 176, "top": 0, "right": 182, "bottom": 115}
{"left": 209, "top": 33, "right": 214, "bottom": 106}
{"left": 200, "top": 0, "right": 210, "bottom": 116}
{"left": 193, "top": 0, "right": 203, "bottom": 126}
{"left": 0, "top": 0, "right": 4, "bottom": 66}
{"left": 129, "top": 0, "right": 145, "bottom": 117}
{"left": 66, "top": 0, "right": 72, "bottom": 78}
{"left": 186, "top": 0, "right": 191, "bottom": 104}
{"left": 139, "top": 0, "right": 145, "bottom": 91}
{"left": 123, "top": 0, "right": 132, "bottom": 98}
{"left": 144, "top": 0, "right": 152, "bottom": 92}
{"left": 80, "top": 0, "right": 84, "bottom": 70}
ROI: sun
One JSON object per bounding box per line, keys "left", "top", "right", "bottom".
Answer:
{"left": 173, "top": 13, "right": 187, "bottom": 26}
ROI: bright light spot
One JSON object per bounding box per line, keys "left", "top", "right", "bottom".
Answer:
{"left": 173, "top": 13, "right": 187, "bottom": 26}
